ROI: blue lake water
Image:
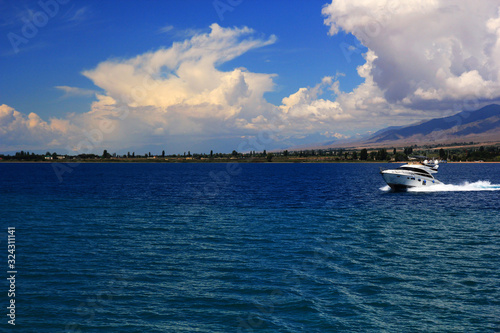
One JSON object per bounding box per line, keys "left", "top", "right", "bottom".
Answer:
{"left": 1, "top": 162, "right": 499, "bottom": 332}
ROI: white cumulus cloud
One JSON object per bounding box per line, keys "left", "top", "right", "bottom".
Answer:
{"left": 0, "top": 104, "right": 71, "bottom": 150}
{"left": 79, "top": 23, "right": 278, "bottom": 141}
{"left": 322, "top": 0, "right": 500, "bottom": 111}
{"left": 278, "top": 76, "right": 352, "bottom": 134}
{"left": 4, "top": 5, "right": 500, "bottom": 154}
{"left": 55, "top": 86, "right": 96, "bottom": 97}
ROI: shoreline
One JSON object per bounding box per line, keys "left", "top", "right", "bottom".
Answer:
{"left": 1, "top": 160, "right": 499, "bottom": 164}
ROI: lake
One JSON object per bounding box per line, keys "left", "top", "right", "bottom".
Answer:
{"left": 1, "top": 162, "right": 499, "bottom": 332}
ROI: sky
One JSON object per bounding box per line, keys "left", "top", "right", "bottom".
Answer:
{"left": 1, "top": 0, "right": 500, "bottom": 154}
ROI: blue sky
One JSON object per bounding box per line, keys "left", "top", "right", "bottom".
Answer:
{"left": 0, "top": 0, "right": 365, "bottom": 118}
{"left": 1, "top": 0, "right": 500, "bottom": 154}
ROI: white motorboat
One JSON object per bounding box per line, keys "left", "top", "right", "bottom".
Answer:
{"left": 380, "top": 159, "right": 443, "bottom": 191}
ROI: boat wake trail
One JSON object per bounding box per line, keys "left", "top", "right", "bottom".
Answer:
{"left": 379, "top": 181, "right": 500, "bottom": 192}
{"left": 408, "top": 181, "right": 500, "bottom": 192}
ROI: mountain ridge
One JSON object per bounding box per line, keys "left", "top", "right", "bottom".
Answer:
{"left": 368, "top": 104, "right": 500, "bottom": 143}
{"left": 304, "top": 104, "right": 500, "bottom": 150}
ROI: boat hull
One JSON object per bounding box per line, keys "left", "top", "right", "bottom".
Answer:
{"left": 381, "top": 170, "right": 441, "bottom": 191}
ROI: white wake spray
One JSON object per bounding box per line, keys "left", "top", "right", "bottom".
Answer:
{"left": 408, "top": 181, "right": 500, "bottom": 192}
{"left": 380, "top": 181, "right": 500, "bottom": 192}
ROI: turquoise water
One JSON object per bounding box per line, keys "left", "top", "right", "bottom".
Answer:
{"left": 1, "top": 162, "right": 499, "bottom": 332}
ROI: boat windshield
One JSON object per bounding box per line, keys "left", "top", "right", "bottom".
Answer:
{"left": 399, "top": 166, "right": 433, "bottom": 177}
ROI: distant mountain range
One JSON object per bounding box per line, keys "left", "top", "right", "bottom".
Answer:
{"left": 312, "top": 104, "right": 500, "bottom": 149}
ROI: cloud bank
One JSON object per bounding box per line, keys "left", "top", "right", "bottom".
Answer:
{"left": 0, "top": 104, "right": 71, "bottom": 151}
{"left": 1, "top": 23, "right": 358, "bottom": 153}
{"left": 3, "top": 2, "right": 500, "bottom": 153}
{"left": 322, "top": 0, "right": 500, "bottom": 111}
